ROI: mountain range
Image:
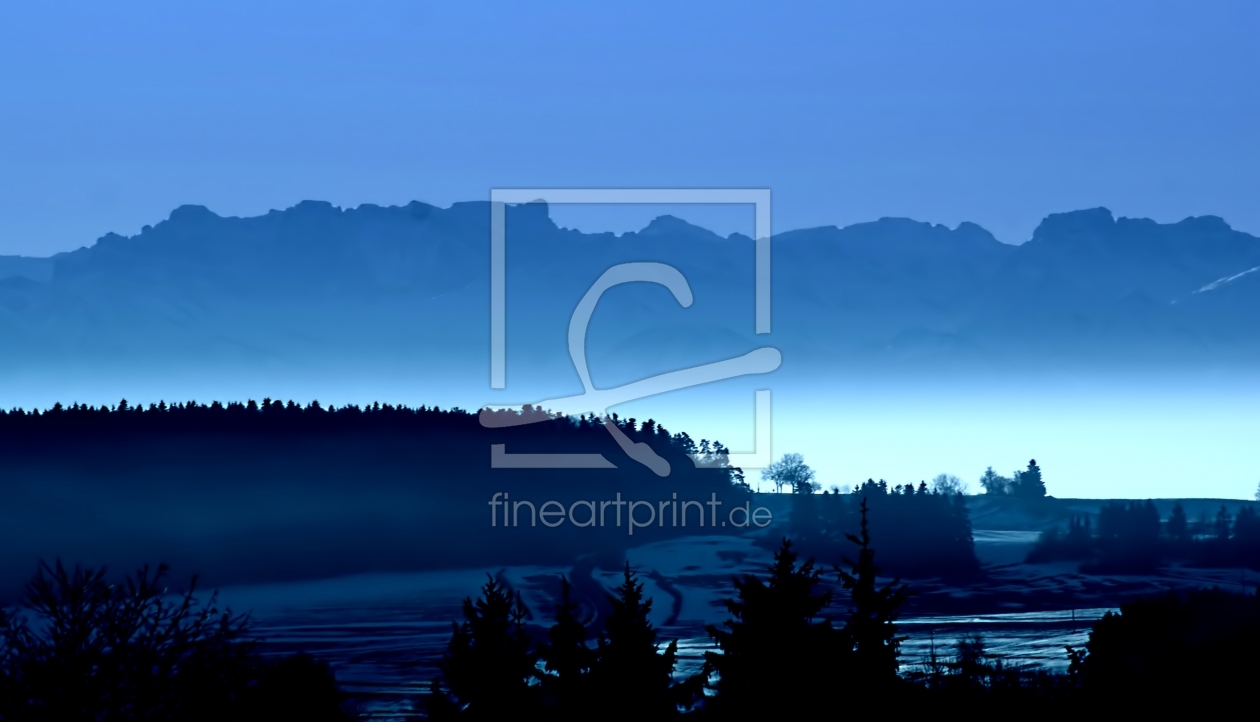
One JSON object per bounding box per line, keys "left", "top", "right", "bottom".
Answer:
{"left": 2, "top": 201, "right": 1259, "bottom": 404}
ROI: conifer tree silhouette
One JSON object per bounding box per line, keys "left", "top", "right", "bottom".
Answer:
{"left": 1167, "top": 503, "right": 1189, "bottom": 543}
{"left": 702, "top": 537, "right": 845, "bottom": 716}
{"left": 1214, "top": 506, "right": 1233, "bottom": 541}
{"left": 427, "top": 575, "right": 541, "bottom": 720}
{"left": 838, "top": 498, "right": 909, "bottom": 686}
{"left": 1012, "top": 459, "right": 1046, "bottom": 498}
{"left": 588, "top": 563, "right": 688, "bottom": 720}
{"left": 1234, "top": 506, "right": 1260, "bottom": 552}
{"left": 539, "top": 576, "right": 595, "bottom": 721}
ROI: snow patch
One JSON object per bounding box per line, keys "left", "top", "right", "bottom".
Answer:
{"left": 1194, "top": 265, "right": 1260, "bottom": 294}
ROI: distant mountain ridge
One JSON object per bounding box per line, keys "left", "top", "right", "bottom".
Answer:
{"left": 1, "top": 201, "right": 1258, "bottom": 398}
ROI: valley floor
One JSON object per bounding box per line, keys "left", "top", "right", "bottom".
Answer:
{"left": 212, "top": 527, "right": 1254, "bottom": 720}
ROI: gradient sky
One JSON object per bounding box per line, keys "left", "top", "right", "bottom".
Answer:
{"left": 2, "top": 0, "right": 1258, "bottom": 256}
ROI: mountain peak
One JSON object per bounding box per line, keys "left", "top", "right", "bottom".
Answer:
{"left": 168, "top": 205, "right": 220, "bottom": 223}
{"left": 1175, "top": 214, "right": 1233, "bottom": 233}
{"left": 290, "top": 200, "right": 339, "bottom": 214}
{"left": 1030, "top": 207, "right": 1115, "bottom": 243}
{"left": 954, "top": 220, "right": 1003, "bottom": 246}
{"left": 637, "top": 215, "right": 723, "bottom": 241}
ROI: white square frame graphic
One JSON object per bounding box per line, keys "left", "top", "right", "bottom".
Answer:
{"left": 489, "top": 188, "right": 774, "bottom": 469}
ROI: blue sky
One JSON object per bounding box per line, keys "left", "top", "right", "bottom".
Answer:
{"left": 2, "top": 0, "right": 1258, "bottom": 255}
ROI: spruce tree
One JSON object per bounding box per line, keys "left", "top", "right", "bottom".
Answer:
{"left": 1214, "top": 506, "right": 1233, "bottom": 540}
{"left": 1167, "top": 503, "right": 1188, "bottom": 543}
{"left": 837, "top": 498, "right": 909, "bottom": 686}
{"left": 703, "top": 538, "right": 845, "bottom": 715}
{"left": 1013, "top": 459, "right": 1046, "bottom": 499}
{"left": 1233, "top": 506, "right": 1260, "bottom": 563}
{"left": 588, "top": 564, "right": 686, "bottom": 719}
{"left": 539, "top": 576, "right": 594, "bottom": 720}
{"left": 427, "top": 575, "right": 541, "bottom": 720}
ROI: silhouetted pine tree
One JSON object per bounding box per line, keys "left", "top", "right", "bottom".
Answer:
{"left": 1027, "top": 515, "right": 1095, "bottom": 563}
{"left": 838, "top": 498, "right": 909, "bottom": 686}
{"left": 789, "top": 488, "right": 824, "bottom": 545}
{"left": 1088, "top": 500, "right": 1162, "bottom": 572}
{"left": 1214, "top": 506, "right": 1233, "bottom": 541}
{"left": 702, "top": 538, "right": 845, "bottom": 716}
{"left": 539, "top": 576, "right": 595, "bottom": 721}
{"left": 588, "top": 564, "right": 688, "bottom": 720}
{"left": 1167, "top": 503, "right": 1188, "bottom": 543}
{"left": 1012, "top": 459, "right": 1047, "bottom": 499}
{"left": 1233, "top": 506, "right": 1260, "bottom": 568}
{"left": 427, "top": 576, "right": 541, "bottom": 720}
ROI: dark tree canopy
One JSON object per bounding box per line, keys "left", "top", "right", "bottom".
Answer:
{"left": 1012, "top": 459, "right": 1047, "bottom": 499}
{"left": 427, "top": 576, "right": 541, "bottom": 720}
{"left": 703, "top": 538, "right": 845, "bottom": 716}
{"left": 838, "top": 498, "right": 910, "bottom": 686}
{"left": 1071, "top": 588, "right": 1260, "bottom": 701}
{"left": 786, "top": 480, "right": 980, "bottom": 580}
{"left": 588, "top": 564, "right": 691, "bottom": 719}
{"left": 0, "top": 399, "right": 752, "bottom": 576}
{"left": 538, "top": 577, "right": 595, "bottom": 720}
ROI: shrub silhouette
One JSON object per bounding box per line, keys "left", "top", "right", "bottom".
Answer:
{"left": 1070, "top": 587, "right": 1260, "bottom": 702}
{"left": 244, "top": 653, "right": 358, "bottom": 721}
{"left": 0, "top": 560, "right": 355, "bottom": 721}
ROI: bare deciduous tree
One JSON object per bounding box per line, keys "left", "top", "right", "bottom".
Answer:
{"left": 761, "top": 453, "right": 819, "bottom": 494}
{"left": 930, "top": 474, "right": 968, "bottom": 496}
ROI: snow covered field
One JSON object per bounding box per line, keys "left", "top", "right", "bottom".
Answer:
{"left": 206, "top": 530, "right": 1254, "bottom": 719}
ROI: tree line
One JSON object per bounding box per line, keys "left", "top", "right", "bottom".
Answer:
{"left": 1029, "top": 500, "right": 1260, "bottom": 572}
{"left": 0, "top": 399, "right": 745, "bottom": 492}
{"left": 978, "top": 460, "right": 1047, "bottom": 498}
{"left": 0, "top": 399, "right": 752, "bottom": 574}
{"left": 3, "top": 499, "right": 1256, "bottom": 718}
{"left": 785, "top": 478, "right": 981, "bottom": 580}
{"left": 0, "top": 400, "right": 736, "bottom": 478}
{"left": 427, "top": 498, "right": 1260, "bottom": 718}
{"left": 426, "top": 500, "right": 913, "bottom": 719}
{"left": 750, "top": 452, "right": 988, "bottom": 580}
